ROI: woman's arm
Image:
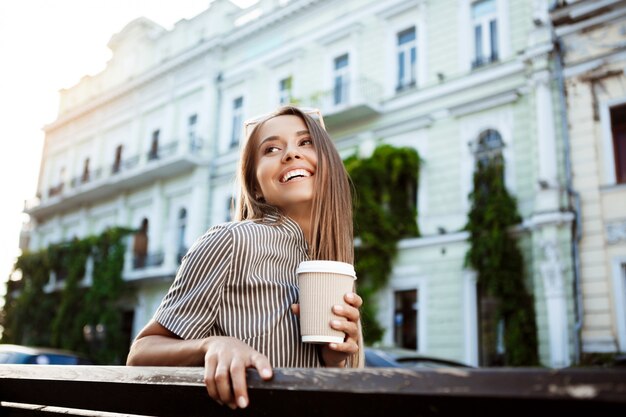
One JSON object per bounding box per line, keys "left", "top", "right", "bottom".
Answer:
{"left": 127, "top": 320, "right": 273, "bottom": 410}
{"left": 126, "top": 320, "right": 207, "bottom": 366}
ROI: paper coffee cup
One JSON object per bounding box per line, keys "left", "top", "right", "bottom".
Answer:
{"left": 296, "top": 260, "right": 357, "bottom": 344}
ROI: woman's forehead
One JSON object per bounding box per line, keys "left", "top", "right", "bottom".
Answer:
{"left": 257, "top": 114, "right": 307, "bottom": 138}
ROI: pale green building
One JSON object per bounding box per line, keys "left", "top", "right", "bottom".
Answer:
{"left": 23, "top": 0, "right": 585, "bottom": 367}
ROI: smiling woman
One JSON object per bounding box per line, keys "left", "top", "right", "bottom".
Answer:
{"left": 127, "top": 106, "right": 364, "bottom": 411}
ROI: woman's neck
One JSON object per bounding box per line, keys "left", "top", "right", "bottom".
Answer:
{"left": 284, "top": 205, "right": 312, "bottom": 245}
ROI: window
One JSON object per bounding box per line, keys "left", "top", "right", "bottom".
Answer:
{"left": 397, "top": 27, "right": 417, "bottom": 91}
{"left": 278, "top": 76, "right": 292, "bottom": 105}
{"left": 333, "top": 54, "right": 350, "bottom": 106}
{"left": 177, "top": 208, "right": 187, "bottom": 263}
{"left": 225, "top": 196, "right": 234, "bottom": 222}
{"left": 610, "top": 104, "right": 626, "bottom": 184}
{"left": 149, "top": 129, "right": 160, "bottom": 160}
{"left": 133, "top": 218, "right": 149, "bottom": 269}
{"left": 82, "top": 158, "right": 90, "bottom": 183}
{"left": 471, "top": 0, "right": 498, "bottom": 68}
{"left": 112, "top": 145, "right": 123, "bottom": 174}
{"left": 231, "top": 97, "right": 244, "bottom": 148}
{"left": 188, "top": 114, "right": 199, "bottom": 151}
{"left": 394, "top": 289, "right": 418, "bottom": 350}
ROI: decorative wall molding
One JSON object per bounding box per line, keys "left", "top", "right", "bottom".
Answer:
{"left": 606, "top": 219, "right": 626, "bottom": 244}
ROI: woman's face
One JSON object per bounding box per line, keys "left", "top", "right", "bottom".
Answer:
{"left": 254, "top": 114, "right": 318, "bottom": 217}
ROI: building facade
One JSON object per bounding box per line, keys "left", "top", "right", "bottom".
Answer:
{"left": 550, "top": 0, "right": 626, "bottom": 356}
{"left": 21, "top": 0, "right": 618, "bottom": 367}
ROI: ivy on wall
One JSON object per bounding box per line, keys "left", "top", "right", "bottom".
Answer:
{"left": 1, "top": 227, "right": 133, "bottom": 364}
{"left": 464, "top": 156, "right": 539, "bottom": 366}
{"left": 344, "top": 144, "right": 420, "bottom": 345}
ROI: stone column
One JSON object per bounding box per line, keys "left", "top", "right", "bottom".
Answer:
{"left": 540, "top": 239, "right": 571, "bottom": 368}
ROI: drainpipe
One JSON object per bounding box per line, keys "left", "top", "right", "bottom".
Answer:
{"left": 207, "top": 69, "right": 224, "bottom": 227}
{"left": 552, "top": 30, "right": 583, "bottom": 365}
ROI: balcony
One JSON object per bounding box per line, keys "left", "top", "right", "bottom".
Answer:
{"left": 309, "top": 77, "right": 383, "bottom": 128}
{"left": 25, "top": 139, "right": 206, "bottom": 220}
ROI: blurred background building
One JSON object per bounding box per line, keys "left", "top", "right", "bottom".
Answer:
{"left": 14, "top": 0, "right": 626, "bottom": 366}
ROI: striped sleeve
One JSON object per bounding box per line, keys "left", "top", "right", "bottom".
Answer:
{"left": 153, "top": 224, "right": 233, "bottom": 340}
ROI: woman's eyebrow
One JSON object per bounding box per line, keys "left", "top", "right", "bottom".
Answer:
{"left": 258, "top": 136, "right": 279, "bottom": 147}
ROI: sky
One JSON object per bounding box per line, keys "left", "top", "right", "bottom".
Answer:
{"left": 0, "top": 0, "right": 256, "bottom": 295}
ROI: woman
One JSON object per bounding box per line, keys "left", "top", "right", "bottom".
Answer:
{"left": 126, "top": 106, "right": 363, "bottom": 410}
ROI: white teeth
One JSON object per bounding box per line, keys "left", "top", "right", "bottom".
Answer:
{"left": 281, "top": 169, "right": 311, "bottom": 183}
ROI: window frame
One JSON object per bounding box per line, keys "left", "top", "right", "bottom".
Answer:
{"left": 386, "top": 273, "right": 428, "bottom": 353}
{"left": 230, "top": 96, "right": 244, "bottom": 149}
{"left": 459, "top": 0, "right": 510, "bottom": 73}
{"left": 396, "top": 26, "right": 417, "bottom": 91}
{"left": 600, "top": 97, "right": 626, "bottom": 185}
{"left": 611, "top": 257, "right": 626, "bottom": 352}
{"left": 471, "top": 0, "right": 498, "bottom": 68}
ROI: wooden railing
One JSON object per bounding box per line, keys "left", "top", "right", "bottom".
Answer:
{"left": 1, "top": 365, "right": 625, "bottom": 416}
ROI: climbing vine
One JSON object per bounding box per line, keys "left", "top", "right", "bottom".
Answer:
{"left": 1, "top": 227, "right": 133, "bottom": 364}
{"left": 344, "top": 144, "right": 420, "bottom": 345}
{"left": 465, "top": 156, "right": 539, "bottom": 366}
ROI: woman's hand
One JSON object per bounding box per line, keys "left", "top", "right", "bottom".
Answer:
{"left": 291, "top": 291, "right": 362, "bottom": 367}
{"left": 203, "top": 336, "right": 273, "bottom": 410}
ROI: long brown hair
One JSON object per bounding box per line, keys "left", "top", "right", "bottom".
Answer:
{"left": 235, "top": 106, "right": 363, "bottom": 367}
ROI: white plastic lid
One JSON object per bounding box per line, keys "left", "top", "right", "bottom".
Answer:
{"left": 296, "top": 260, "right": 356, "bottom": 279}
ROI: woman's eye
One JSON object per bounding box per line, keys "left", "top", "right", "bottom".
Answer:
{"left": 264, "top": 146, "right": 280, "bottom": 154}
{"left": 300, "top": 139, "right": 313, "bottom": 146}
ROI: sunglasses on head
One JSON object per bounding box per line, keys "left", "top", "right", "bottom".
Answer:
{"left": 243, "top": 107, "right": 326, "bottom": 139}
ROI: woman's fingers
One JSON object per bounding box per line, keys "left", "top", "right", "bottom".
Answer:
{"left": 203, "top": 353, "right": 221, "bottom": 405}
{"left": 328, "top": 340, "right": 359, "bottom": 354}
{"left": 214, "top": 362, "right": 235, "bottom": 408}
{"left": 230, "top": 358, "right": 249, "bottom": 409}
{"left": 345, "top": 292, "right": 363, "bottom": 308}
{"left": 203, "top": 337, "right": 273, "bottom": 409}
{"left": 290, "top": 303, "right": 300, "bottom": 316}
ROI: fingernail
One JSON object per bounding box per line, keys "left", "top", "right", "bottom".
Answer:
{"left": 237, "top": 396, "right": 248, "bottom": 409}
{"left": 334, "top": 305, "right": 343, "bottom": 312}
{"left": 329, "top": 343, "right": 338, "bottom": 349}
{"left": 228, "top": 403, "right": 237, "bottom": 410}
{"left": 261, "top": 368, "right": 272, "bottom": 378}
{"left": 331, "top": 320, "right": 341, "bottom": 327}
{"left": 346, "top": 292, "right": 355, "bottom": 300}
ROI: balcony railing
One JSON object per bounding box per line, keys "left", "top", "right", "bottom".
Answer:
{"left": 147, "top": 142, "right": 179, "bottom": 161}
{"left": 132, "top": 251, "right": 165, "bottom": 270}
{"left": 1, "top": 366, "right": 625, "bottom": 417}
{"left": 308, "top": 77, "right": 383, "bottom": 127}
{"left": 48, "top": 183, "right": 64, "bottom": 198}
{"left": 111, "top": 155, "right": 140, "bottom": 175}
{"left": 472, "top": 52, "right": 499, "bottom": 69}
{"left": 25, "top": 139, "right": 203, "bottom": 219}
{"left": 70, "top": 168, "right": 103, "bottom": 188}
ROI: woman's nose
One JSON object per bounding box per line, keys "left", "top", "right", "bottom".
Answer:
{"left": 282, "top": 146, "right": 302, "bottom": 162}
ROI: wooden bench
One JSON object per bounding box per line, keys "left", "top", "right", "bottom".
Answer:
{"left": 1, "top": 365, "right": 625, "bottom": 416}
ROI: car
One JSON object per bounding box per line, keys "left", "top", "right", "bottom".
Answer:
{"left": 0, "top": 344, "right": 92, "bottom": 365}
{"left": 364, "top": 346, "right": 473, "bottom": 369}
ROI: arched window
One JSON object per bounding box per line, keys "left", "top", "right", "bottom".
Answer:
{"left": 177, "top": 208, "right": 187, "bottom": 263}
{"left": 473, "top": 129, "right": 504, "bottom": 166}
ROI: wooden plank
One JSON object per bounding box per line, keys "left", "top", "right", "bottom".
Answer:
{"left": 1, "top": 366, "right": 625, "bottom": 417}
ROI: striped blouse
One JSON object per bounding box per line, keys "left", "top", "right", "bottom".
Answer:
{"left": 154, "top": 214, "right": 321, "bottom": 367}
